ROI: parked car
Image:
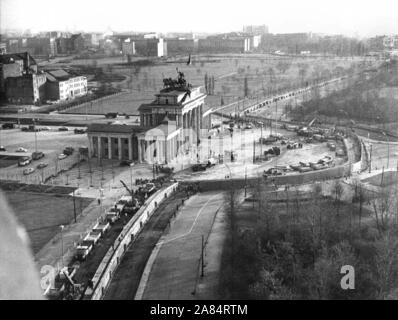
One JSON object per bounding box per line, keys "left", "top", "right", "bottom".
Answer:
{"left": 23, "top": 167, "right": 35, "bottom": 175}
{"left": 18, "top": 156, "right": 32, "bottom": 166}
{"left": 0, "top": 146, "right": 6, "bottom": 151}
{"left": 74, "top": 128, "right": 86, "bottom": 134}
{"left": 58, "top": 153, "right": 67, "bottom": 160}
{"left": 32, "top": 151, "right": 45, "bottom": 160}
{"left": 192, "top": 163, "right": 207, "bottom": 172}
{"left": 40, "top": 126, "right": 51, "bottom": 131}
{"left": 58, "top": 127, "right": 68, "bottom": 131}
{"left": 37, "top": 162, "right": 48, "bottom": 169}
{"left": 120, "top": 160, "right": 133, "bottom": 166}
{"left": 2, "top": 123, "right": 15, "bottom": 129}
{"left": 63, "top": 147, "right": 74, "bottom": 155}
{"left": 15, "top": 147, "right": 28, "bottom": 152}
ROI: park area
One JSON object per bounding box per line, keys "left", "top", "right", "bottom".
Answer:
{"left": 219, "top": 183, "right": 398, "bottom": 300}
{"left": 50, "top": 53, "right": 366, "bottom": 116}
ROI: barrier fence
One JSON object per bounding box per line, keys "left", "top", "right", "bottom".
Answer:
{"left": 87, "top": 182, "right": 178, "bottom": 300}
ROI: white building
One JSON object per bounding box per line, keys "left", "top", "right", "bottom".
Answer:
{"left": 46, "top": 70, "right": 87, "bottom": 101}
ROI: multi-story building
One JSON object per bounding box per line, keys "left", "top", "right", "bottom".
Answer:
{"left": 121, "top": 40, "right": 136, "bottom": 56}
{"left": 56, "top": 33, "right": 85, "bottom": 54}
{"left": 166, "top": 38, "right": 198, "bottom": 55}
{"left": 87, "top": 73, "right": 208, "bottom": 164}
{"left": 0, "top": 52, "right": 38, "bottom": 99}
{"left": 26, "top": 37, "right": 57, "bottom": 57}
{"left": 198, "top": 34, "right": 251, "bottom": 53}
{"left": 243, "top": 25, "right": 269, "bottom": 35}
{"left": 0, "top": 43, "right": 6, "bottom": 54}
{"left": 45, "top": 69, "right": 87, "bottom": 101}
{"left": 5, "top": 72, "right": 47, "bottom": 104}
{"left": 134, "top": 38, "right": 167, "bottom": 57}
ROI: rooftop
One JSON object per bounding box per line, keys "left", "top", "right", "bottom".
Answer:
{"left": 87, "top": 122, "right": 145, "bottom": 134}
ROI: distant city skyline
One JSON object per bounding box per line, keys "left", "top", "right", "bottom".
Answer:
{"left": 1, "top": 0, "right": 398, "bottom": 37}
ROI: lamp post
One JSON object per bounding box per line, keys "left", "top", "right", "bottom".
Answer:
{"left": 129, "top": 162, "right": 135, "bottom": 191}
{"left": 382, "top": 132, "right": 390, "bottom": 168}
{"left": 60, "top": 225, "right": 64, "bottom": 268}
{"left": 33, "top": 118, "right": 38, "bottom": 153}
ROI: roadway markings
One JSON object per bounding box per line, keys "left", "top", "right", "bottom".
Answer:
{"left": 134, "top": 192, "right": 223, "bottom": 300}
{"left": 160, "top": 192, "right": 222, "bottom": 245}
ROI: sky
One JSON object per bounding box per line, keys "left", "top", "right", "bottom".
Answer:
{"left": 1, "top": 0, "right": 397, "bottom": 37}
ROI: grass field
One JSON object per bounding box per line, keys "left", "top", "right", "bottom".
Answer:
{"left": 59, "top": 54, "right": 366, "bottom": 115}
{"left": 6, "top": 191, "right": 92, "bottom": 254}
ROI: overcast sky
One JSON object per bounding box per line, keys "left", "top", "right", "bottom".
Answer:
{"left": 1, "top": 0, "right": 397, "bottom": 37}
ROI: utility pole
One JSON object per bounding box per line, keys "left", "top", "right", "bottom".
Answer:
{"left": 252, "top": 138, "right": 255, "bottom": 164}
{"left": 60, "top": 225, "right": 64, "bottom": 268}
{"left": 369, "top": 144, "right": 372, "bottom": 173}
{"left": 387, "top": 137, "right": 390, "bottom": 169}
{"left": 33, "top": 119, "right": 38, "bottom": 153}
{"left": 244, "top": 166, "right": 247, "bottom": 198}
{"left": 201, "top": 235, "right": 204, "bottom": 277}
{"left": 72, "top": 189, "right": 77, "bottom": 223}
{"left": 381, "top": 166, "right": 385, "bottom": 187}
{"left": 260, "top": 124, "right": 263, "bottom": 157}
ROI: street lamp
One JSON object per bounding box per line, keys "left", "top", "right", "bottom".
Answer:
{"left": 60, "top": 225, "right": 65, "bottom": 268}
{"left": 129, "top": 162, "right": 135, "bottom": 191}
{"left": 382, "top": 132, "right": 390, "bottom": 168}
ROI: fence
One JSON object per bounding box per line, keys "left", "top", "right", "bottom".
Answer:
{"left": 87, "top": 182, "right": 178, "bottom": 300}
{"left": 59, "top": 91, "right": 126, "bottom": 114}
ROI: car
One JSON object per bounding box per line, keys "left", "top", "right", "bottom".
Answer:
{"left": 58, "top": 153, "right": 67, "bottom": 160}
{"left": 21, "top": 127, "right": 29, "bottom": 132}
{"left": 120, "top": 160, "right": 133, "bottom": 166}
{"left": 2, "top": 123, "right": 15, "bottom": 129}
{"left": 63, "top": 147, "right": 74, "bottom": 155}
{"left": 15, "top": 147, "right": 28, "bottom": 152}
{"left": 32, "top": 151, "right": 45, "bottom": 160}
{"left": 264, "top": 168, "right": 283, "bottom": 176}
{"left": 37, "top": 162, "right": 48, "bottom": 169}
{"left": 0, "top": 146, "right": 6, "bottom": 151}
{"left": 58, "top": 127, "right": 68, "bottom": 131}
{"left": 23, "top": 167, "right": 35, "bottom": 175}
{"left": 74, "top": 128, "right": 86, "bottom": 134}
{"left": 18, "top": 156, "right": 31, "bottom": 166}
{"left": 192, "top": 163, "right": 207, "bottom": 172}
{"left": 40, "top": 126, "right": 51, "bottom": 131}
{"left": 244, "top": 124, "right": 253, "bottom": 130}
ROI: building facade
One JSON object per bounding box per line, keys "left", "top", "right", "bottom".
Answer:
{"left": 166, "top": 38, "right": 198, "bottom": 55}
{"left": 46, "top": 70, "right": 87, "bottom": 101}
{"left": 0, "top": 52, "right": 39, "bottom": 101}
{"left": 87, "top": 73, "right": 207, "bottom": 164}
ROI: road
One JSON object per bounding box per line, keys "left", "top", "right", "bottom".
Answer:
{"left": 137, "top": 191, "right": 224, "bottom": 300}
{"left": 103, "top": 191, "right": 187, "bottom": 300}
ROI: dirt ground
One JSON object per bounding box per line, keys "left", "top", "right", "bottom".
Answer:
{"left": 5, "top": 191, "right": 92, "bottom": 254}
{"left": 59, "top": 54, "right": 365, "bottom": 116}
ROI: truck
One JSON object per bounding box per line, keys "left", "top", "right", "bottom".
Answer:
{"left": 75, "top": 241, "right": 93, "bottom": 261}
{"left": 92, "top": 221, "right": 110, "bottom": 236}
